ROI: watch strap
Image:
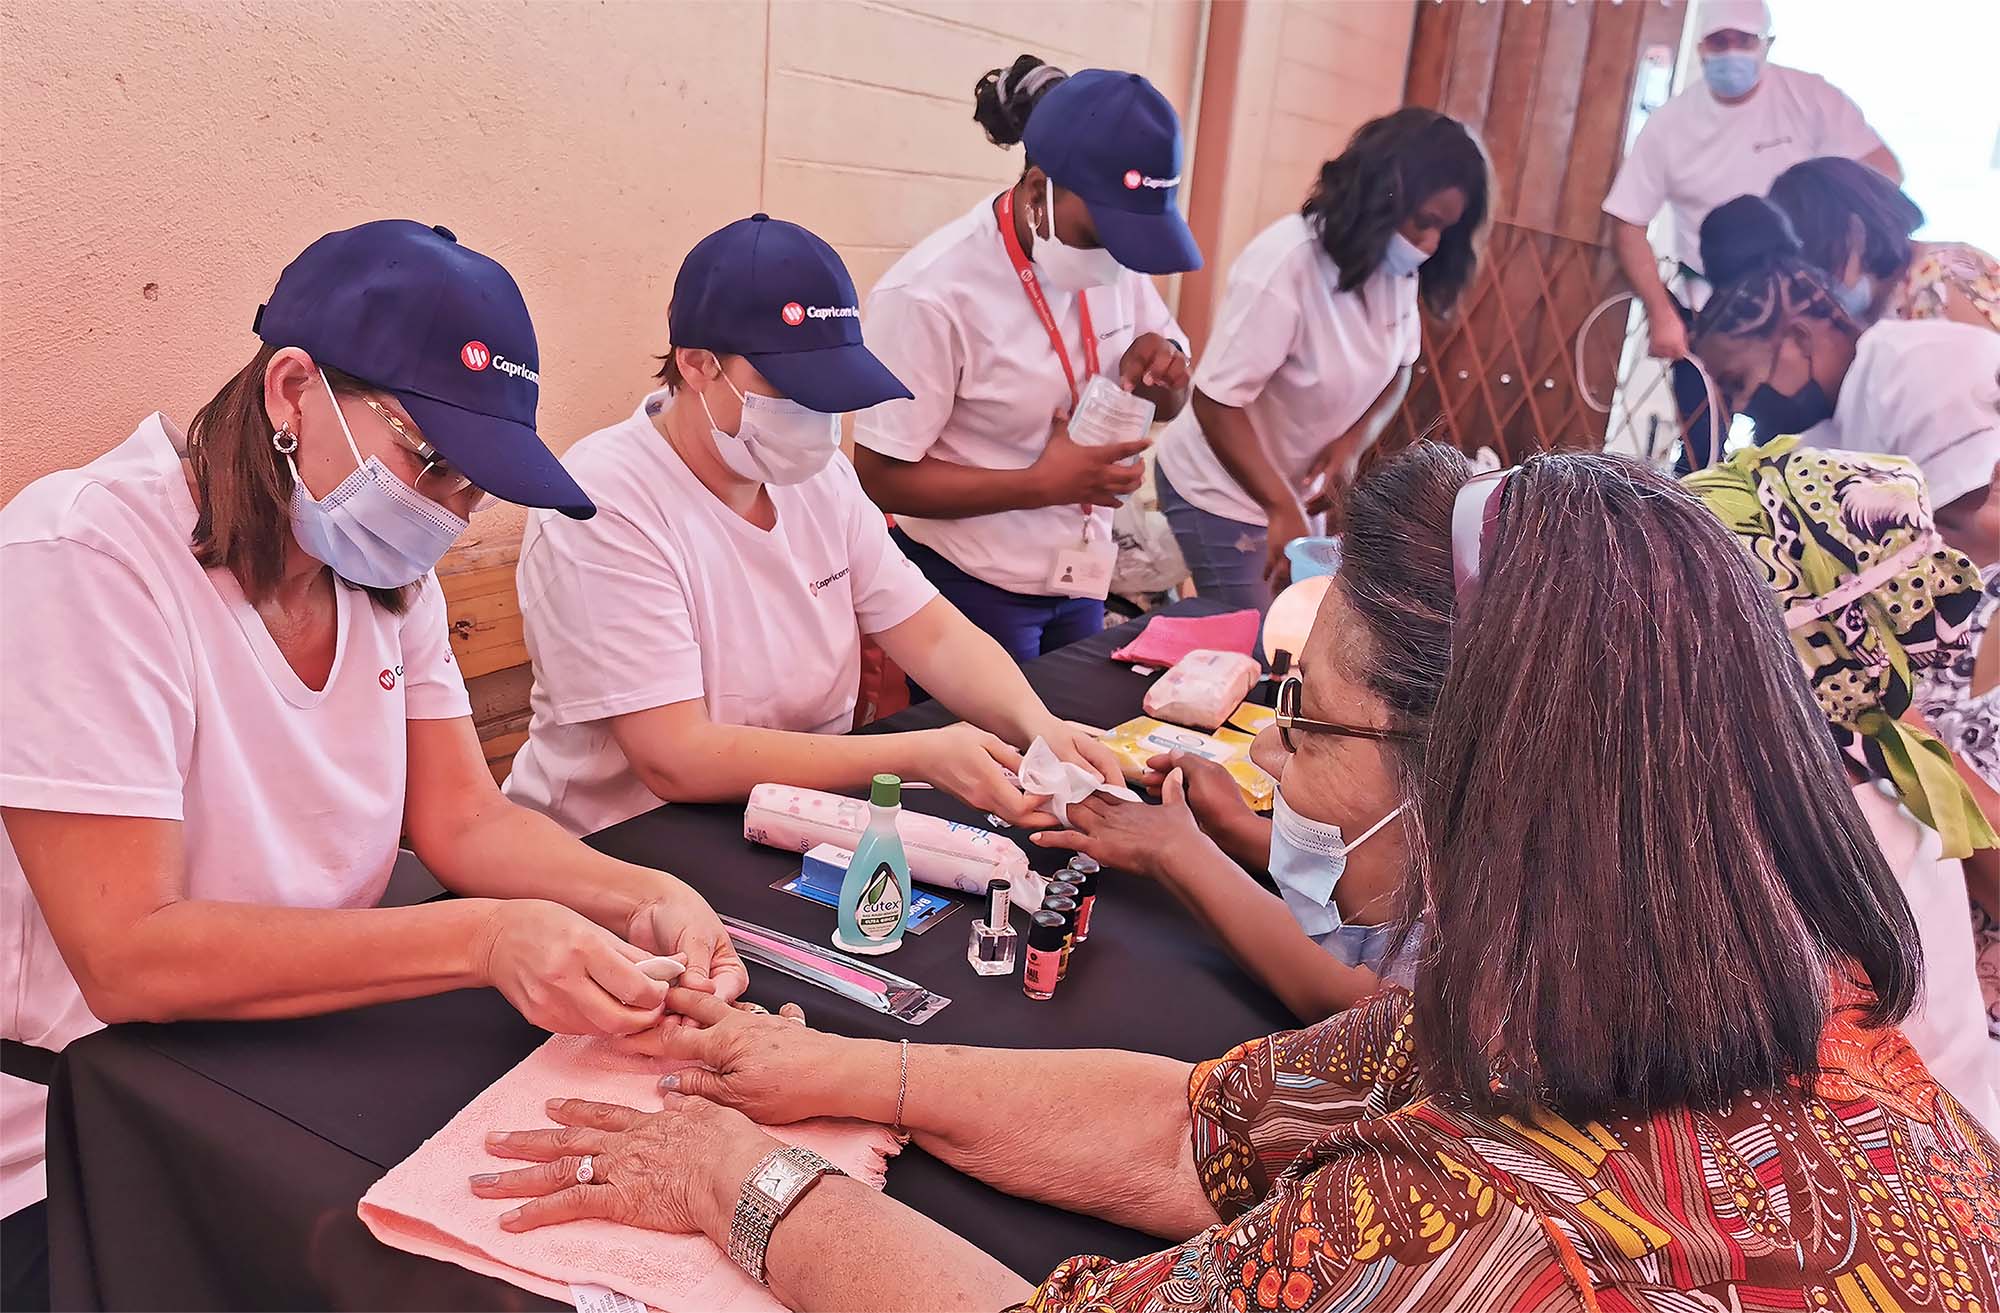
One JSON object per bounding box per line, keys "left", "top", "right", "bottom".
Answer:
{"left": 726, "top": 1146, "right": 843, "bottom": 1285}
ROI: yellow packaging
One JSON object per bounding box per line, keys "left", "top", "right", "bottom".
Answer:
{"left": 1100, "top": 701, "right": 1277, "bottom": 811}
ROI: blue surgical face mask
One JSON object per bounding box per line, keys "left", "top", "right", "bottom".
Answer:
{"left": 1268, "top": 786, "right": 1405, "bottom": 961}
{"left": 1381, "top": 232, "right": 1430, "bottom": 279}
{"left": 1701, "top": 51, "right": 1763, "bottom": 99}
{"left": 286, "top": 374, "right": 469, "bottom": 589}
{"left": 1832, "top": 273, "right": 1876, "bottom": 322}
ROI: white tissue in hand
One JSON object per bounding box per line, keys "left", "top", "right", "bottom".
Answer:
{"left": 1018, "top": 737, "right": 1140, "bottom": 826}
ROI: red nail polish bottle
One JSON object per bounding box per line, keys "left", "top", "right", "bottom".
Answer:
{"left": 1023, "top": 911, "right": 1067, "bottom": 1001}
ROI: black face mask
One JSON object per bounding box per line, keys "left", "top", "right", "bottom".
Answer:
{"left": 1741, "top": 378, "right": 1836, "bottom": 437}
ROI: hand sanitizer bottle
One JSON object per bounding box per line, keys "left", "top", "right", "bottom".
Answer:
{"left": 835, "top": 774, "right": 910, "bottom": 955}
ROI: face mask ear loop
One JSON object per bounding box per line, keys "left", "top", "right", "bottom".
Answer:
{"left": 1042, "top": 175, "right": 1059, "bottom": 244}
{"left": 1681, "top": 349, "right": 1725, "bottom": 471}
{"left": 697, "top": 373, "right": 742, "bottom": 439}
{"left": 1346, "top": 802, "right": 1407, "bottom": 853}
{"left": 320, "top": 372, "right": 369, "bottom": 474}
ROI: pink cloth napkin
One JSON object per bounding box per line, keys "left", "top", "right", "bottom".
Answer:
{"left": 359, "top": 1035, "right": 901, "bottom": 1312}
{"left": 1109, "top": 607, "right": 1260, "bottom": 668}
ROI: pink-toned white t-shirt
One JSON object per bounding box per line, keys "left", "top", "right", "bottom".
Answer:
{"left": 502, "top": 392, "right": 937, "bottom": 837}
{"left": 0, "top": 415, "right": 471, "bottom": 1216}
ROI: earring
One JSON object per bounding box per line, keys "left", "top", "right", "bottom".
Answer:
{"left": 271, "top": 425, "right": 299, "bottom": 454}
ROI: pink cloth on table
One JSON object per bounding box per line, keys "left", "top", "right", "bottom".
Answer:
{"left": 359, "top": 1034, "right": 900, "bottom": 1312}
{"left": 1109, "top": 608, "right": 1260, "bottom": 668}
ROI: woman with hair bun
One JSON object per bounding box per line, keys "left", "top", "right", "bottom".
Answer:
{"left": 853, "top": 55, "right": 1200, "bottom": 661}
{"left": 1154, "top": 108, "right": 1492, "bottom": 602}
{"left": 1690, "top": 194, "right": 1999, "bottom": 558}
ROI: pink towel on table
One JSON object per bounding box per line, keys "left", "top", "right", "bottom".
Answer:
{"left": 1110, "top": 607, "right": 1260, "bottom": 668}
{"left": 359, "top": 1035, "right": 900, "bottom": 1312}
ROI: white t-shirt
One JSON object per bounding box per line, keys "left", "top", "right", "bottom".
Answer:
{"left": 1156, "top": 213, "right": 1420, "bottom": 526}
{"left": 854, "top": 193, "right": 1186, "bottom": 597}
{"left": 1603, "top": 64, "right": 1886, "bottom": 276}
{"left": 1851, "top": 783, "right": 2000, "bottom": 1137}
{"left": 1800, "top": 318, "right": 2000, "bottom": 510}
{"left": 0, "top": 416, "right": 471, "bottom": 1215}
{"left": 503, "top": 393, "right": 937, "bottom": 837}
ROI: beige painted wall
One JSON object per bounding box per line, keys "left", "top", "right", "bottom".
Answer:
{"left": 1180, "top": 0, "right": 1415, "bottom": 359}
{"left": 0, "top": 0, "right": 1202, "bottom": 537}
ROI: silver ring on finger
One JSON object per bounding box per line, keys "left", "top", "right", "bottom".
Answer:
{"left": 576, "top": 1154, "right": 596, "bottom": 1185}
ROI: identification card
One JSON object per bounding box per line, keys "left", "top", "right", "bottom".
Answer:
{"left": 1045, "top": 534, "right": 1117, "bottom": 599}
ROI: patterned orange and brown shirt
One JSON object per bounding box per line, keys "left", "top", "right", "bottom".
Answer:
{"left": 1023, "top": 982, "right": 2000, "bottom": 1312}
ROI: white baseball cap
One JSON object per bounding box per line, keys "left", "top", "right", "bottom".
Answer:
{"left": 1697, "top": 0, "right": 1773, "bottom": 40}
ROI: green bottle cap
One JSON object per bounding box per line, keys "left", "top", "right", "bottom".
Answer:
{"left": 870, "top": 773, "right": 901, "bottom": 806}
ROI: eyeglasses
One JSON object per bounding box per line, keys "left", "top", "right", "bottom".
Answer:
{"left": 363, "top": 399, "right": 479, "bottom": 502}
{"left": 1273, "top": 674, "right": 1414, "bottom": 752}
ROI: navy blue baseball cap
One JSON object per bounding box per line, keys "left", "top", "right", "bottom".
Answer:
{"left": 255, "top": 219, "right": 594, "bottom": 519}
{"left": 667, "top": 214, "right": 912, "bottom": 415}
{"left": 1023, "top": 69, "right": 1202, "bottom": 277}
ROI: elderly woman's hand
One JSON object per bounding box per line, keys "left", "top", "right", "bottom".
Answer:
{"left": 1029, "top": 768, "right": 1211, "bottom": 881}
{"left": 474, "top": 1094, "right": 779, "bottom": 1238}
{"left": 617, "top": 988, "right": 874, "bottom": 1126}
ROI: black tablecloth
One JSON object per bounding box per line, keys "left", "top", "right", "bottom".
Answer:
{"left": 47, "top": 599, "right": 1292, "bottom": 1311}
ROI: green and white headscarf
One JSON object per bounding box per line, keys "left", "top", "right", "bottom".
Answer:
{"left": 1685, "top": 436, "right": 1995, "bottom": 858}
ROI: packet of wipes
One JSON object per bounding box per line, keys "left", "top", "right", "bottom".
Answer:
{"left": 1142, "top": 649, "right": 1262, "bottom": 731}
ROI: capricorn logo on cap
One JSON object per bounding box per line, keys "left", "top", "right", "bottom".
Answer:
{"left": 1123, "top": 170, "right": 1142, "bottom": 190}
{"left": 781, "top": 302, "right": 806, "bottom": 327}
{"left": 460, "top": 341, "right": 491, "bottom": 371}
{"left": 1123, "top": 171, "right": 1181, "bottom": 190}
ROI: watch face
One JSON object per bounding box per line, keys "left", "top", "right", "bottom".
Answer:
{"left": 753, "top": 1156, "right": 807, "bottom": 1201}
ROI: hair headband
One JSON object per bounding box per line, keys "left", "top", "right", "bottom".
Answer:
{"left": 1451, "top": 469, "right": 1514, "bottom": 618}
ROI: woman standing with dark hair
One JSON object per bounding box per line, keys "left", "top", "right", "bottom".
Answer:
{"left": 0, "top": 222, "right": 745, "bottom": 1310}
{"left": 1154, "top": 107, "right": 1491, "bottom": 603}
{"left": 472, "top": 447, "right": 1999, "bottom": 1311}
{"left": 852, "top": 55, "right": 1200, "bottom": 662}
{"left": 1764, "top": 155, "right": 2000, "bottom": 332}
{"left": 1689, "top": 195, "right": 1999, "bottom": 556}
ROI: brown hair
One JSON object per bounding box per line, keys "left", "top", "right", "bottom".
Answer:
{"left": 185, "top": 346, "right": 412, "bottom": 613}
{"left": 651, "top": 348, "right": 684, "bottom": 392}
{"left": 1338, "top": 445, "right": 1919, "bottom": 1118}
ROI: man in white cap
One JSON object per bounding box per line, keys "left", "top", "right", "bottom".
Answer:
{"left": 1603, "top": 0, "right": 1899, "bottom": 367}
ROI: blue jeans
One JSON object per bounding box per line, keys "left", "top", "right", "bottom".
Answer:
{"left": 892, "top": 530, "right": 1103, "bottom": 664}
{"left": 1156, "top": 463, "right": 1271, "bottom": 611}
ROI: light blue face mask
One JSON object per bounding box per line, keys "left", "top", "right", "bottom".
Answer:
{"left": 1268, "top": 786, "right": 1406, "bottom": 973}
{"left": 285, "top": 374, "right": 469, "bottom": 589}
{"left": 1832, "top": 273, "right": 1876, "bottom": 322}
{"left": 1381, "top": 232, "right": 1431, "bottom": 279}
{"left": 1701, "top": 51, "right": 1763, "bottom": 99}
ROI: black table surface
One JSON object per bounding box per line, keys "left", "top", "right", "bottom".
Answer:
{"left": 48, "top": 599, "right": 1293, "bottom": 1311}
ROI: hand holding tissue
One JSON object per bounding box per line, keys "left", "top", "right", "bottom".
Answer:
{"left": 1016, "top": 737, "right": 1140, "bottom": 826}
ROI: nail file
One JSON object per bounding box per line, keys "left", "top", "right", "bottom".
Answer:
{"left": 719, "top": 915, "right": 950, "bottom": 1025}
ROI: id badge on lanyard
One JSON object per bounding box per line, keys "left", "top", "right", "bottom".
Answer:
{"left": 997, "top": 189, "right": 1114, "bottom": 600}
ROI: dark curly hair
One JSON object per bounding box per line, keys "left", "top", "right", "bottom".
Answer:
{"left": 1693, "top": 195, "right": 1852, "bottom": 344}
{"left": 971, "top": 54, "right": 1069, "bottom": 149}
{"left": 1302, "top": 108, "right": 1492, "bottom": 318}
{"left": 1769, "top": 156, "right": 1924, "bottom": 285}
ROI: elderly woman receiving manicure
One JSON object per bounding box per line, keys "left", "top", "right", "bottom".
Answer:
{"left": 476, "top": 447, "right": 2000, "bottom": 1313}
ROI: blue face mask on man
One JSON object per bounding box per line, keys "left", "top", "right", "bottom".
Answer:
{"left": 1268, "top": 786, "right": 1408, "bottom": 975}
{"left": 1701, "top": 50, "right": 1764, "bottom": 99}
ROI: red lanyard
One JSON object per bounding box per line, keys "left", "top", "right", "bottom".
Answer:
{"left": 996, "top": 188, "right": 1098, "bottom": 406}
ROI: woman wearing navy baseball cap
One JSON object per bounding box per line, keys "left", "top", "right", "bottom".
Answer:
{"left": 504, "top": 215, "right": 1119, "bottom": 839}
{"left": 0, "top": 220, "right": 744, "bottom": 1305}
{"left": 853, "top": 56, "right": 1202, "bottom": 661}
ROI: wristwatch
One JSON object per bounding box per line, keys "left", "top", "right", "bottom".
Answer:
{"left": 727, "top": 1145, "right": 844, "bottom": 1285}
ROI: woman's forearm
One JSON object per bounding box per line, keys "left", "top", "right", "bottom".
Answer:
{"left": 856, "top": 449, "right": 1053, "bottom": 519}
{"left": 696, "top": 1129, "right": 1030, "bottom": 1313}
{"left": 609, "top": 710, "right": 926, "bottom": 807}
{"left": 91, "top": 897, "right": 499, "bottom": 1025}
{"left": 1162, "top": 836, "right": 1380, "bottom": 1023}
{"left": 812, "top": 1038, "right": 1215, "bottom": 1241}
{"left": 882, "top": 601, "right": 1057, "bottom": 746}
{"left": 1194, "top": 390, "right": 1296, "bottom": 517}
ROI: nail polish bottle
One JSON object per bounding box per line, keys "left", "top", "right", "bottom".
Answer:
{"left": 1023, "top": 911, "right": 1067, "bottom": 1000}
{"left": 1064, "top": 857, "right": 1099, "bottom": 941}
{"left": 966, "top": 879, "right": 1018, "bottom": 976}
{"left": 1042, "top": 895, "right": 1079, "bottom": 980}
